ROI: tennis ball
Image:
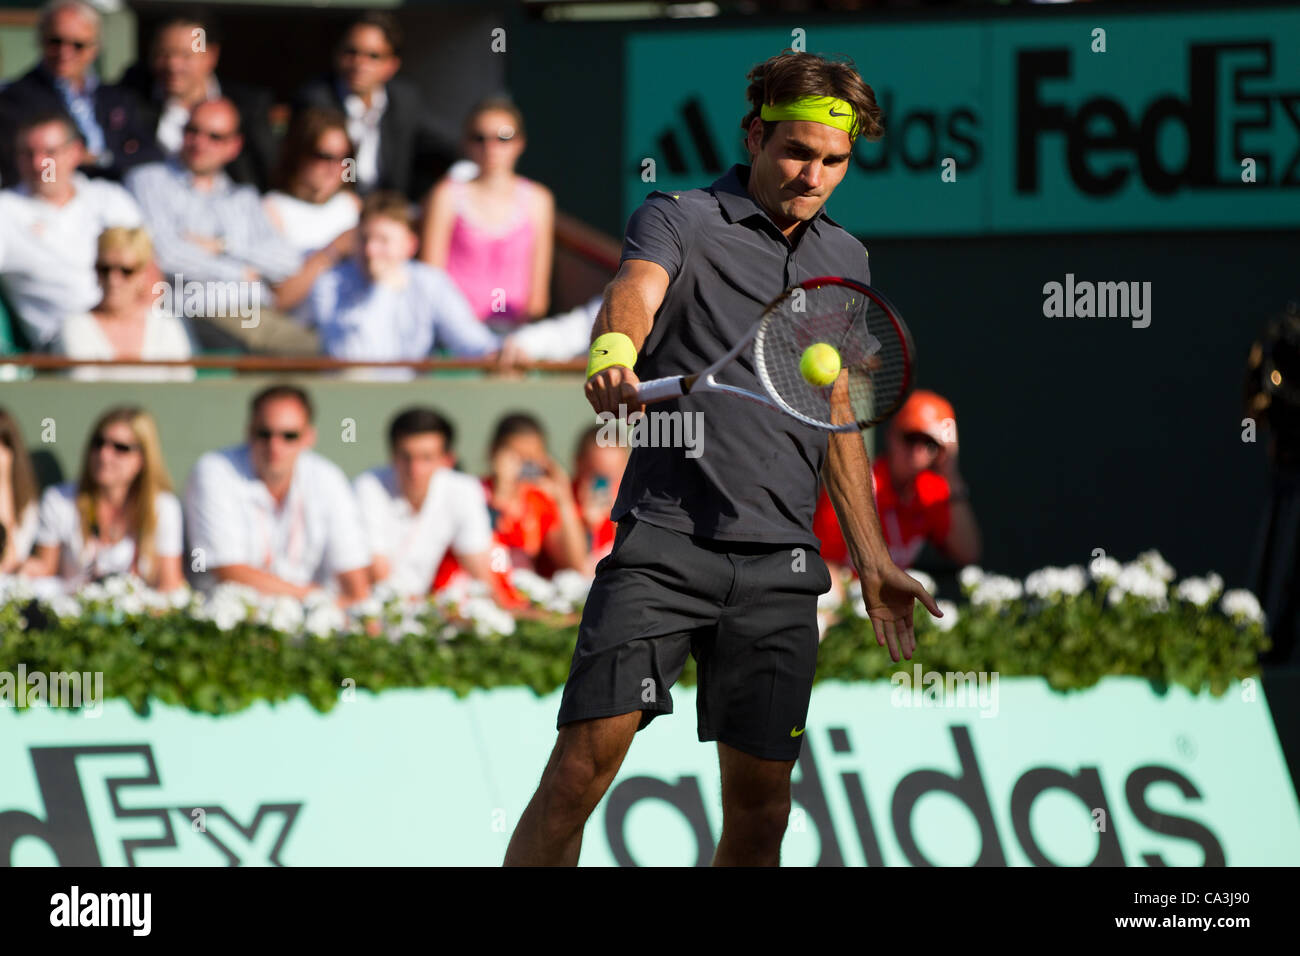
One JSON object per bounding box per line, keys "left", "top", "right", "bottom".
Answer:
{"left": 800, "top": 343, "right": 841, "bottom": 386}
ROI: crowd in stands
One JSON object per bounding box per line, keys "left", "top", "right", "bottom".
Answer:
{"left": 0, "top": 385, "right": 628, "bottom": 604}
{"left": 0, "top": 2, "right": 979, "bottom": 606}
{"left": 0, "top": 3, "right": 597, "bottom": 370}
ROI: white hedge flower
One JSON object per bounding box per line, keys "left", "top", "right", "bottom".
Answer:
{"left": 510, "top": 569, "right": 556, "bottom": 605}
{"left": 847, "top": 578, "right": 868, "bottom": 617}
{"left": 1174, "top": 576, "right": 1219, "bottom": 608}
{"left": 958, "top": 565, "right": 984, "bottom": 591}
{"left": 970, "top": 575, "right": 1023, "bottom": 609}
{"left": 551, "top": 570, "right": 593, "bottom": 608}
{"left": 463, "top": 597, "right": 516, "bottom": 638}
{"left": 817, "top": 587, "right": 841, "bottom": 611}
{"left": 1107, "top": 563, "right": 1168, "bottom": 609}
{"left": 1220, "top": 590, "right": 1264, "bottom": 626}
{"left": 1025, "top": 565, "right": 1088, "bottom": 599}
{"left": 1136, "top": 549, "right": 1176, "bottom": 583}
{"left": 263, "top": 595, "right": 304, "bottom": 634}
{"left": 1089, "top": 555, "right": 1122, "bottom": 582}
{"left": 905, "top": 568, "right": 936, "bottom": 598}
{"left": 934, "top": 599, "right": 958, "bottom": 631}
{"left": 48, "top": 594, "right": 82, "bottom": 620}
{"left": 304, "top": 602, "right": 345, "bottom": 638}
{"left": 102, "top": 575, "right": 131, "bottom": 599}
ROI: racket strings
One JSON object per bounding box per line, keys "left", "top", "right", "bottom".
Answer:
{"left": 756, "top": 283, "right": 910, "bottom": 429}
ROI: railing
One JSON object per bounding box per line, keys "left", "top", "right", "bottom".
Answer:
{"left": 5, "top": 356, "right": 587, "bottom": 373}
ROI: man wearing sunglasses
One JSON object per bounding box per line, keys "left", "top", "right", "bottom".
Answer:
{"left": 291, "top": 12, "right": 457, "bottom": 200}
{"left": 0, "top": 0, "right": 154, "bottom": 185}
{"left": 814, "top": 389, "right": 981, "bottom": 570}
{"left": 125, "top": 99, "right": 321, "bottom": 355}
{"left": 183, "top": 383, "right": 372, "bottom": 607}
{"left": 117, "top": 13, "right": 276, "bottom": 191}
{"left": 0, "top": 112, "right": 142, "bottom": 350}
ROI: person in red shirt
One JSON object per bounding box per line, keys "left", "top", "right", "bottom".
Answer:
{"left": 483, "top": 412, "right": 587, "bottom": 576}
{"left": 571, "top": 423, "right": 628, "bottom": 576}
{"left": 814, "top": 390, "right": 980, "bottom": 572}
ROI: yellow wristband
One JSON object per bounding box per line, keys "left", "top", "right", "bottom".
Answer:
{"left": 587, "top": 332, "right": 638, "bottom": 379}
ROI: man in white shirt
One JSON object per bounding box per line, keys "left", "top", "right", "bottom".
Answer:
{"left": 0, "top": 112, "right": 142, "bottom": 349}
{"left": 353, "top": 406, "right": 497, "bottom": 597}
{"left": 183, "top": 383, "right": 372, "bottom": 606}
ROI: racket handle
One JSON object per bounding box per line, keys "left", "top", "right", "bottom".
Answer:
{"left": 636, "top": 375, "right": 687, "bottom": 404}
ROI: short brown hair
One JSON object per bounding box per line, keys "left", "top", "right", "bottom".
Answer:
{"left": 360, "top": 190, "right": 415, "bottom": 231}
{"left": 740, "top": 50, "right": 884, "bottom": 151}
{"left": 250, "top": 383, "right": 314, "bottom": 424}
{"left": 344, "top": 11, "right": 401, "bottom": 57}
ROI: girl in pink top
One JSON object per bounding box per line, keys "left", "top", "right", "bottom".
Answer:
{"left": 420, "top": 98, "right": 554, "bottom": 330}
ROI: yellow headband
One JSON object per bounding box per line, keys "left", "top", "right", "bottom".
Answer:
{"left": 760, "top": 95, "right": 858, "bottom": 139}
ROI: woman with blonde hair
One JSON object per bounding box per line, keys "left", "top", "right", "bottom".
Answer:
{"left": 419, "top": 97, "right": 554, "bottom": 332}
{"left": 51, "top": 226, "right": 197, "bottom": 381}
{"left": 20, "top": 406, "right": 185, "bottom": 591}
{"left": 0, "top": 409, "right": 41, "bottom": 574}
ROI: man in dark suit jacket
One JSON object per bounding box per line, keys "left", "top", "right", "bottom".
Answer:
{"left": 291, "top": 12, "right": 457, "bottom": 202}
{"left": 117, "top": 13, "right": 277, "bottom": 191}
{"left": 0, "top": 0, "right": 156, "bottom": 186}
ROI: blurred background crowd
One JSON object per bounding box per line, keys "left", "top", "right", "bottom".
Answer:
{"left": 0, "top": 2, "right": 600, "bottom": 371}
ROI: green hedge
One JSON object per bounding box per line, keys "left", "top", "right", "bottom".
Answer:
{"left": 0, "top": 583, "right": 1269, "bottom": 717}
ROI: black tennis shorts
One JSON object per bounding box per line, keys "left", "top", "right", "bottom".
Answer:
{"left": 556, "top": 515, "right": 832, "bottom": 761}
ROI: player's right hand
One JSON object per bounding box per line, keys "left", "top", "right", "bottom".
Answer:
{"left": 585, "top": 365, "right": 644, "bottom": 417}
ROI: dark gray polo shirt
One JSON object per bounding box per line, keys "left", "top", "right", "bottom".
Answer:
{"left": 611, "top": 162, "right": 872, "bottom": 547}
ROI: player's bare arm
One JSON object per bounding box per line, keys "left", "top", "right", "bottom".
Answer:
{"left": 823, "top": 425, "right": 942, "bottom": 663}
{"left": 584, "top": 258, "right": 670, "bottom": 416}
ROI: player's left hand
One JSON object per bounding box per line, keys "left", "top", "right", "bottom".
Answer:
{"left": 858, "top": 562, "right": 942, "bottom": 662}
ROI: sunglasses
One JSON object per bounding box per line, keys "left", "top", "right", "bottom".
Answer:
{"left": 44, "top": 36, "right": 92, "bottom": 51}
{"left": 902, "top": 431, "right": 942, "bottom": 453}
{"left": 470, "top": 131, "right": 515, "bottom": 144}
{"left": 341, "top": 46, "right": 389, "bottom": 61}
{"left": 183, "top": 125, "right": 237, "bottom": 142}
{"left": 96, "top": 263, "right": 142, "bottom": 277}
{"left": 309, "top": 148, "right": 350, "bottom": 163}
{"left": 254, "top": 428, "right": 301, "bottom": 443}
{"left": 92, "top": 435, "right": 140, "bottom": 454}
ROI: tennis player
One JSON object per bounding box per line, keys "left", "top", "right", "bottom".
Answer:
{"left": 504, "top": 50, "right": 941, "bottom": 867}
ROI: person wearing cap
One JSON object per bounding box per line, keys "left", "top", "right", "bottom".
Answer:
{"left": 814, "top": 389, "right": 981, "bottom": 570}
{"left": 506, "top": 51, "right": 941, "bottom": 868}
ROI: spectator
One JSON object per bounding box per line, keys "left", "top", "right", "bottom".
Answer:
{"left": 19, "top": 406, "right": 185, "bottom": 592}
{"left": 182, "top": 383, "right": 371, "bottom": 606}
{"left": 0, "top": 111, "right": 142, "bottom": 350}
{"left": 814, "top": 389, "right": 981, "bottom": 571}
{"left": 497, "top": 294, "right": 602, "bottom": 367}
{"left": 119, "top": 12, "right": 277, "bottom": 190}
{"left": 124, "top": 99, "right": 318, "bottom": 355}
{"left": 0, "top": 409, "right": 40, "bottom": 574}
{"left": 420, "top": 98, "right": 554, "bottom": 331}
{"left": 353, "top": 406, "right": 497, "bottom": 598}
{"left": 291, "top": 12, "right": 456, "bottom": 201}
{"left": 50, "top": 226, "right": 198, "bottom": 381}
{"left": 572, "top": 423, "right": 628, "bottom": 576}
{"left": 305, "top": 190, "right": 497, "bottom": 378}
{"left": 484, "top": 412, "right": 586, "bottom": 575}
{"left": 0, "top": 0, "right": 154, "bottom": 184}
{"left": 264, "top": 108, "right": 361, "bottom": 313}
{"left": 1244, "top": 304, "right": 1300, "bottom": 665}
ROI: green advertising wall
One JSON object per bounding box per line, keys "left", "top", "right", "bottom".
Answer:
{"left": 622, "top": 8, "right": 1300, "bottom": 235}
{"left": 2, "top": 678, "right": 1297, "bottom": 866}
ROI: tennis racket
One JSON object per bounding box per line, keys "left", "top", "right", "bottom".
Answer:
{"left": 634, "top": 275, "right": 915, "bottom": 433}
